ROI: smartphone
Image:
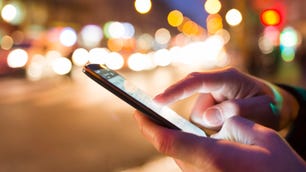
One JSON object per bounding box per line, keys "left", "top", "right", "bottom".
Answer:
{"left": 82, "top": 64, "right": 206, "bottom": 137}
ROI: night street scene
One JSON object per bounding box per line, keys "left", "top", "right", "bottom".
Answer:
{"left": 0, "top": 0, "right": 305, "bottom": 171}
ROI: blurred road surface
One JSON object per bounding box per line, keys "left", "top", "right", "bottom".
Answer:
{"left": 0, "top": 67, "right": 191, "bottom": 172}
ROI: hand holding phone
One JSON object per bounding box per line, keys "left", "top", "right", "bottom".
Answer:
{"left": 83, "top": 64, "right": 206, "bottom": 137}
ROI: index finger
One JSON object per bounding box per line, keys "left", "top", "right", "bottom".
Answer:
{"left": 154, "top": 68, "right": 235, "bottom": 105}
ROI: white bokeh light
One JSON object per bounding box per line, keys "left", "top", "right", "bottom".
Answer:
{"left": 72, "top": 48, "right": 89, "bottom": 66}
{"left": 155, "top": 28, "right": 171, "bottom": 45}
{"left": 80, "top": 25, "right": 103, "bottom": 48}
{"left": 134, "top": 0, "right": 152, "bottom": 14}
{"left": 225, "top": 9, "right": 243, "bottom": 26}
{"left": 153, "top": 49, "right": 172, "bottom": 67}
{"left": 88, "top": 48, "right": 110, "bottom": 64}
{"left": 128, "top": 53, "right": 154, "bottom": 71}
{"left": 60, "top": 27, "right": 77, "bottom": 47}
{"left": 51, "top": 57, "right": 72, "bottom": 75}
{"left": 1, "top": 2, "right": 25, "bottom": 25}
{"left": 105, "top": 52, "right": 124, "bottom": 70}
{"left": 7, "top": 49, "right": 29, "bottom": 68}
{"left": 1, "top": 4, "right": 17, "bottom": 22}
{"left": 108, "top": 22, "right": 125, "bottom": 39}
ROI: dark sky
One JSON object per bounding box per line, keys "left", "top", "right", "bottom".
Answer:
{"left": 161, "top": 0, "right": 208, "bottom": 27}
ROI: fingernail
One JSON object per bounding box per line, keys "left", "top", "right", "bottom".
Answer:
{"left": 203, "top": 108, "right": 223, "bottom": 127}
{"left": 153, "top": 94, "right": 162, "bottom": 101}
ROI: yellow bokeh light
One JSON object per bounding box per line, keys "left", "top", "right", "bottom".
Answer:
{"left": 182, "top": 20, "right": 199, "bottom": 35}
{"left": 167, "top": 10, "right": 184, "bottom": 27}
{"left": 134, "top": 0, "right": 152, "bottom": 14}
{"left": 207, "top": 14, "right": 223, "bottom": 34}
{"left": 204, "top": 0, "right": 222, "bottom": 14}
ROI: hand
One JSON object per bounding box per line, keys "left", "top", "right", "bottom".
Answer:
{"left": 134, "top": 111, "right": 306, "bottom": 172}
{"left": 154, "top": 67, "right": 299, "bottom": 130}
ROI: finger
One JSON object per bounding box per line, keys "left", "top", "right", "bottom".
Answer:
{"left": 211, "top": 116, "right": 279, "bottom": 148}
{"left": 191, "top": 93, "right": 216, "bottom": 118}
{"left": 199, "top": 95, "right": 279, "bottom": 129}
{"left": 211, "top": 116, "right": 258, "bottom": 145}
{"left": 134, "top": 110, "right": 212, "bottom": 161}
{"left": 134, "top": 111, "right": 266, "bottom": 169}
{"left": 154, "top": 68, "right": 238, "bottom": 105}
{"left": 190, "top": 93, "right": 217, "bottom": 127}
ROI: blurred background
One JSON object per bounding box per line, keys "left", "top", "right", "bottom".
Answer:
{"left": 0, "top": 0, "right": 305, "bottom": 171}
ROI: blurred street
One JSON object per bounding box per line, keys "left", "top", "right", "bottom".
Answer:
{"left": 0, "top": 68, "right": 190, "bottom": 172}
{"left": 0, "top": 0, "right": 305, "bottom": 171}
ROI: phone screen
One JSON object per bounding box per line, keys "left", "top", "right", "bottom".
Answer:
{"left": 83, "top": 64, "right": 206, "bottom": 137}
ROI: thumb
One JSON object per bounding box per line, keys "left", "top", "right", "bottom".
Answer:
{"left": 211, "top": 116, "right": 258, "bottom": 145}
{"left": 193, "top": 95, "right": 278, "bottom": 129}
{"left": 191, "top": 100, "right": 238, "bottom": 129}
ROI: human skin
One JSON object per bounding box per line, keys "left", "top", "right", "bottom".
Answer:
{"left": 154, "top": 67, "right": 299, "bottom": 131}
{"left": 133, "top": 67, "right": 305, "bottom": 171}
{"left": 134, "top": 112, "right": 306, "bottom": 172}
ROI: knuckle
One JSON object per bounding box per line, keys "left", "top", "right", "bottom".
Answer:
{"left": 223, "top": 66, "right": 239, "bottom": 74}
{"left": 262, "top": 128, "right": 279, "bottom": 140}
{"left": 187, "top": 72, "right": 202, "bottom": 79}
{"left": 153, "top": 131, "right": 174, "bottom": 155}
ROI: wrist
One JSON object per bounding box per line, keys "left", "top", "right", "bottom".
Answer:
{"left": 277, "top": 86, "right": 300, "bottom": 129}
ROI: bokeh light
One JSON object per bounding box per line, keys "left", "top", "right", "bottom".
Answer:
{"left": 134, "top": 0, "right": 152, "bottom": 14}
{"left": 167, "top": 10, "right": 184, "bottom": 27}
{"left": 26, "top": 54, "right": 47, "bottom": 81}
{"left": 1, "top": 1, "right": 25, "bottom": 25}
{"left": 216, "top": 29, "right": 231, "bottom": 44}
{"left": 1, "top": 35, "right": 14, "bottom": 50}
{"left": 59, "top": 27, "right": 77, "bottom": 47}
{"left": 153, "top": 49, "right": 171, "bottom": 67}
{"left": 204, "top": 0, "right": 222, "bottom": 14}
{"left": 1, "top": 4, "right": 17, "bottom": 23}
{"left": 180, "top": 19, "right": 199, "bottom": 36}
{"left": 281, "top": 47, "right": 295, "bottom": 62}
{"left": 79, "top": 25, "right": 103, "bottom": 48}
{"left": 128, "top": 53, "right": 154, "bottom": 71}
{"left": 225, "top": 9, "right": 243, "bottom": 26}
{"left": 280, "top": 27, "right": 299, "bottom": 48}
{"left": 51, "top": 57, "right": 72, "bottom": 75}
{"left": 11, "top": 30, "right": 25, "bottom": 44}
{"left": 88, "top": 48, "right": 110, "bottom": 64}
{"left": 105, "top": 52, "right": 124, "bottom": 70}
{"left": 260, "top": 9, "right": 281, "bottom": 26}
{"left": 137, "top": 34, "right": 154, "bottom": 52}
{"left": 258, "top": 36, "right": 274, "bottom": 54}
{"left": 155, "top": 28, "right": 171, "bottom": 45}
{"left": 206, "top": 14, "right": 223, "bottom": 34}
{"left": 258, "top": 26, "right": 280, "bottom": 54}
{"left": 7, "top": 49, "right": 29, "bottom": 68}
{"left": 72, "top": 48, "right": 89, "bottom": 66}
{"left": 122, "top": 22, "right": 135, "bottom": 39}
{"left": 107, "top": 39, "right": 124, "bottom": 52}
{"left": 108, "top": 22, "right": 125, "bottom": 39}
